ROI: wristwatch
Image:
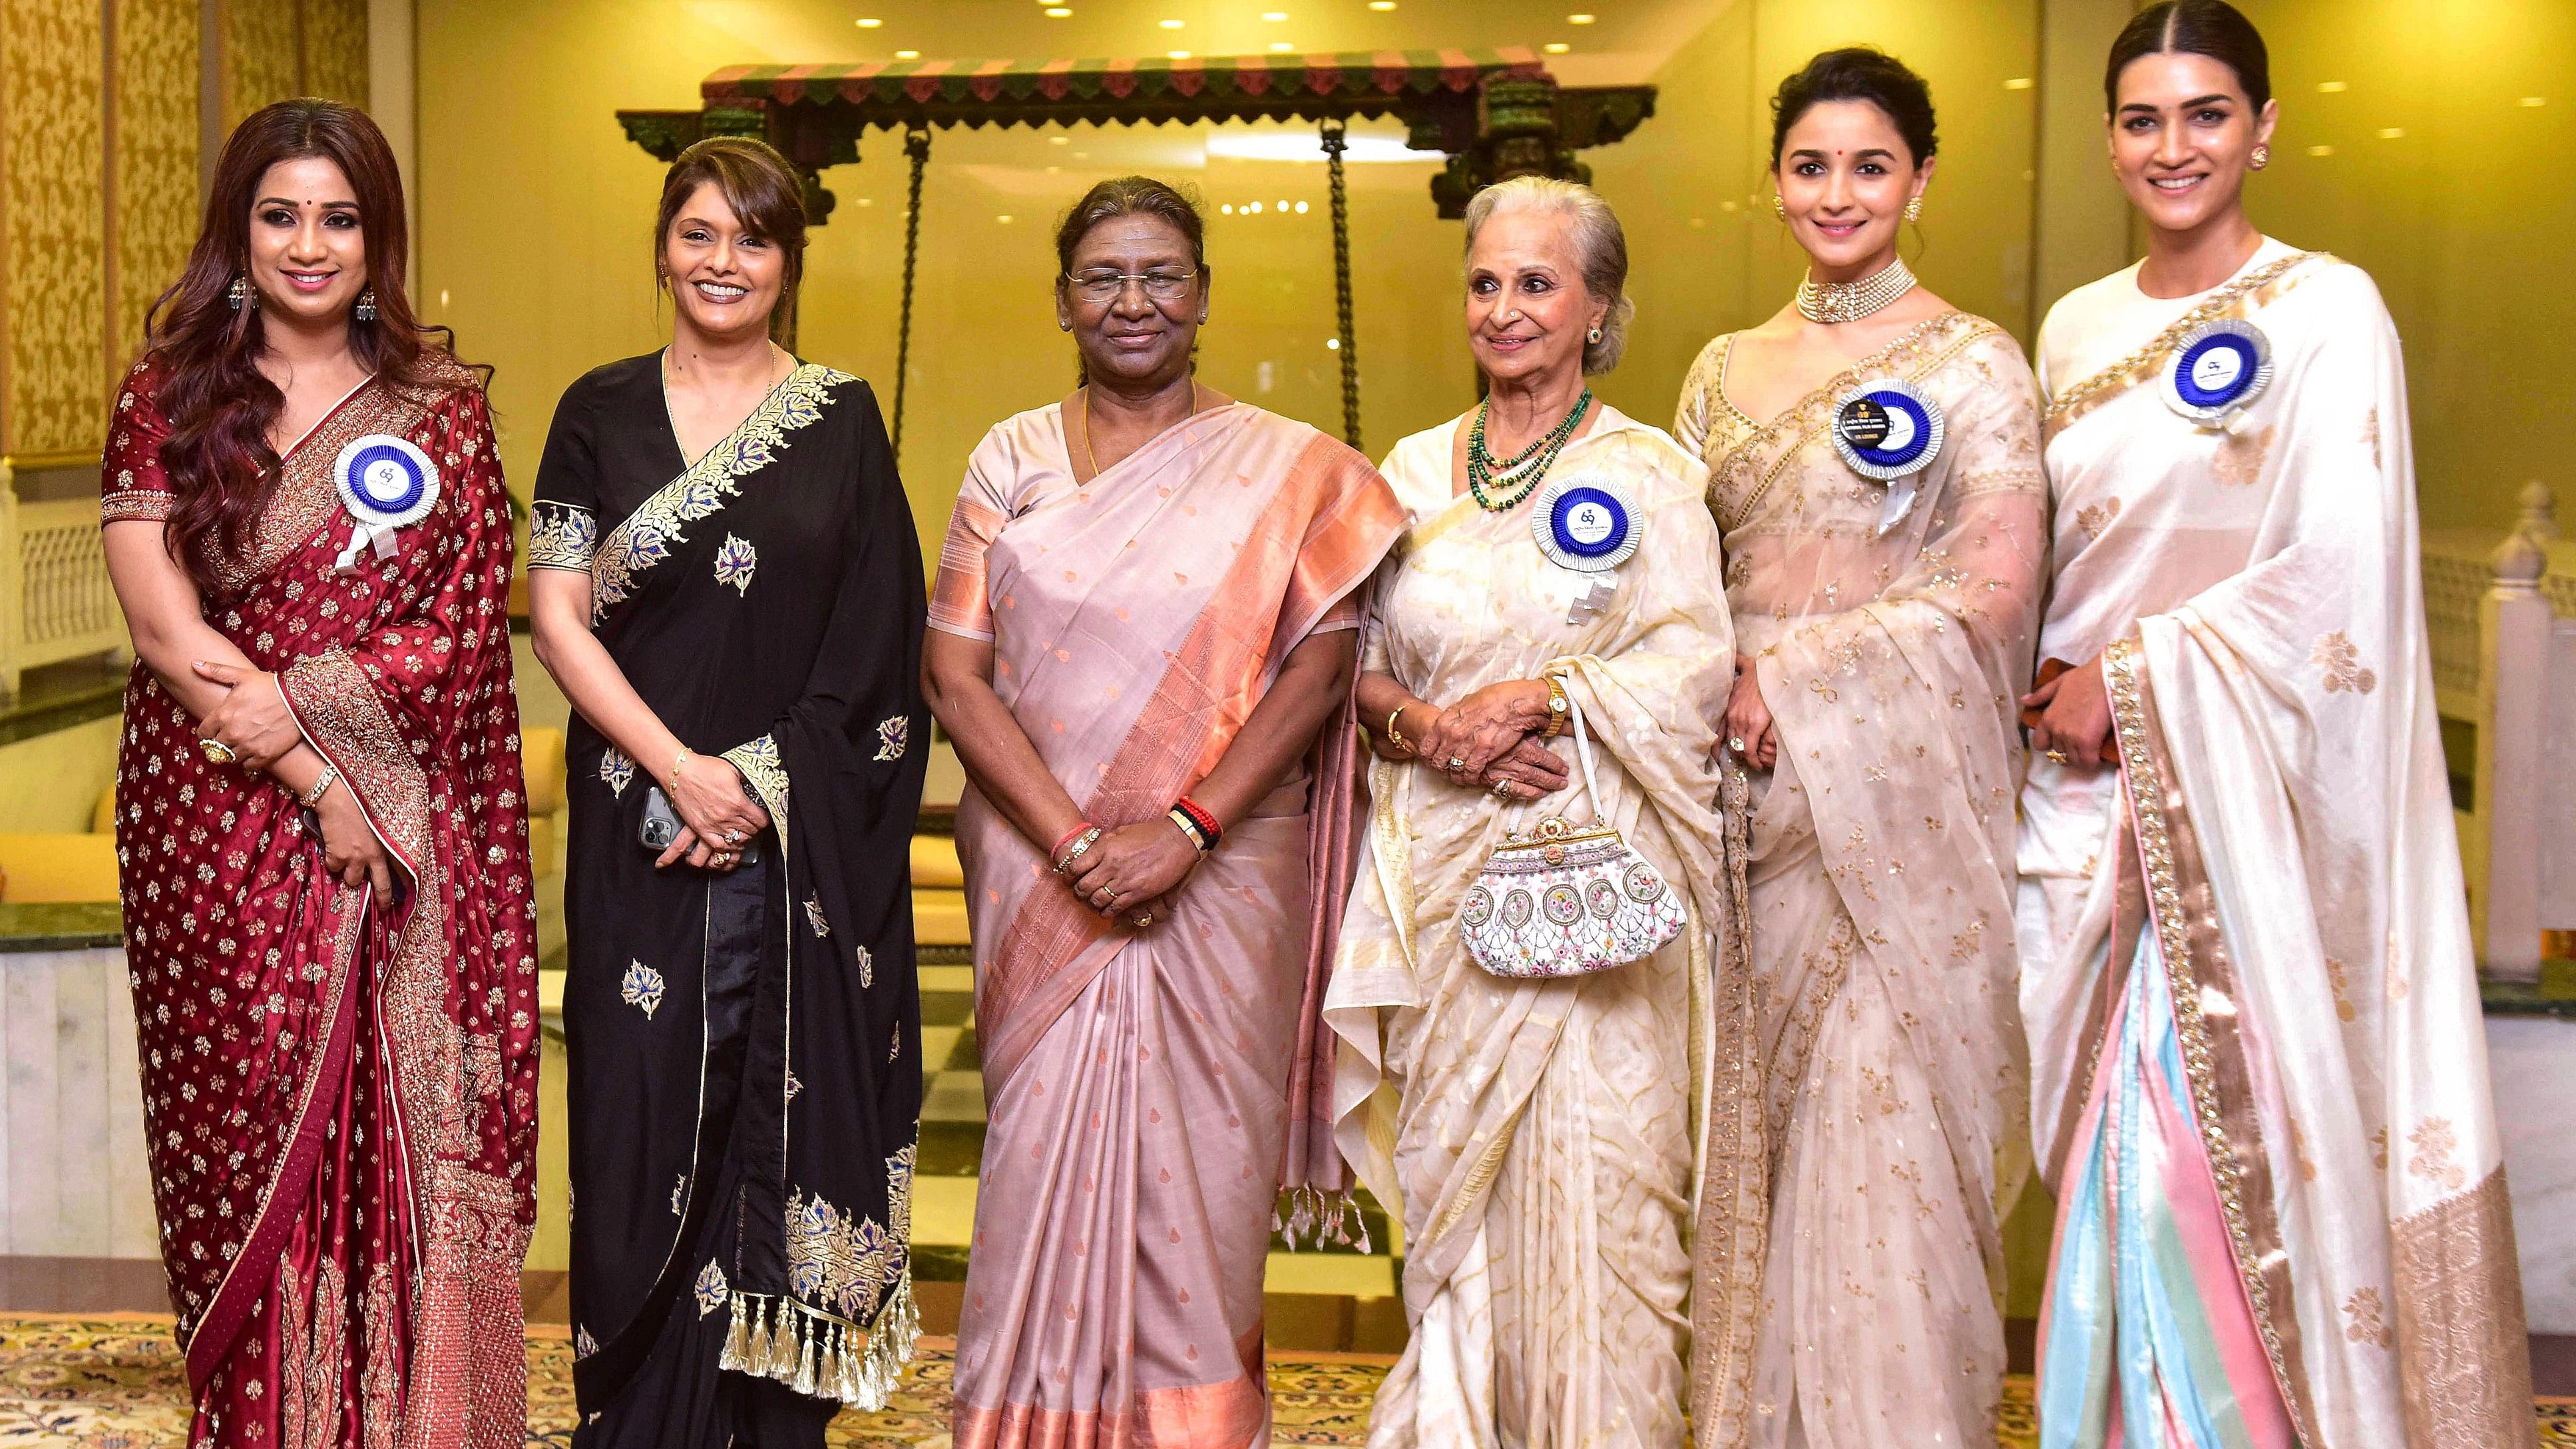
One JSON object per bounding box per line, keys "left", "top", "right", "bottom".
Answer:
{"left": 1541, "top": 673, "right": 1571, "bottom": 739}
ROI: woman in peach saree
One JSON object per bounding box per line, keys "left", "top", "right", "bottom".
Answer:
{"left": 923, "top": 178, "right": 1404, "bottom": 1449}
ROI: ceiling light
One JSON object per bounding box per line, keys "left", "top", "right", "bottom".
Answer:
{"left": 854, "top": 198, "right": 875, "bottom": 207}
{"left": 1160, "top": 17, "right": 1183, "bottom": 27}
{"left": 1050, "top": 134, "right": 1070, "bottom": 144}
{"left": 1247, "top": 200, "right": 1263, "bottom": 213}
{"left": 1045, "top": 5, "right": 1070, "bottom": 14}
{"left": 1543, "top": 41, "right": 1570, "bottom": 53}
{"left": 2003, "top": 77, "right": 2033, "bottom": 90}
{"left": 2520, "top": 96, "right": 2547, "bottom": 107}
{"left": 997, "top": 214, "right": 1014, "bottom": 224}
{"left": 895, "top": 49, "right": 919, "bottom": 59}
{"left": 2308, "top": 143, "right": 2334, "bottom": 156}
{"left": 1168, "top": 49, "right": 1191, "bottom": 59}
{"left": 1325, "top": 337, "right": 1341, "bottom": 349}
{"left": 2377, "top": 126, "right": 2405, "bottom": 138}
{"left": 1270, "top": 41, "right": 1295, "bottom": 51}
{"left": 2317, "top": 80, "right": 2348, "bottom": 93}
{"left": 856, "top": 17, "right": 881, "bottom": 27}
{"left": 1294, "top": 200, "right": 1308, "bottom": 212}
{"left": 1567, "top": 12, "right": 1595, "bottom": 21}
{"left": 1277, "top": 198, "right": 1290, "bottom": 211}
{"left": 1369, "top": 1, "right": 1395, "bottom": 9}
{"left": 1221, "top": 203, "right": 1235, "bottom": 214}
{"left": 1045, "top": 164, "right": 1061, "bottom": 173}
{"left": 1262, "top": 10, "right": 1290, "bottom": 19}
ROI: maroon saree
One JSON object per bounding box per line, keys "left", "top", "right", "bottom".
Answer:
{"left": 102, "top": 355, "right": 539, "bottom": 1449}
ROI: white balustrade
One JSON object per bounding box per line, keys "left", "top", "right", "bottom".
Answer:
{"left": 2471, "top": 482, "right": 2576, "bottom": 984}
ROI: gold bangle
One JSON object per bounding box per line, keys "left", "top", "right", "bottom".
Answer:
{"left": 1167, "top": 807, "right": 1210, "bottom": 852}
{"left": 1383, "top": 705, "right": 1412, "bottom": 755}
{"left": 300, "top": 764, "right": 340, "bottom": 807}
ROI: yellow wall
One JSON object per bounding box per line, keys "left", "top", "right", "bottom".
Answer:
{"left": 2231, "top": 0, "right": 2573, "bottom": 532}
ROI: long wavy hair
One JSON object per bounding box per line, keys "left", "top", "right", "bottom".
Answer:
{"left": 146, "top": 99, "right": 462, "bottom": 595}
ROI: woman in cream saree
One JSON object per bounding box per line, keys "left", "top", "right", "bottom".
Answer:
{"left": 1329, "top": 178, "right": 1736, "bottom": 1449}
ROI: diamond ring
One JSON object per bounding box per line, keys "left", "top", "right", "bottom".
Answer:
{"left": 2045, "top": 748, "right": 2071, "bottom": 765}
{"left": 1727, "top": 736, "right": 1747, "bottom": 753}
{"left": 1446, "top": 755, "right": 1467, "bottom": 771}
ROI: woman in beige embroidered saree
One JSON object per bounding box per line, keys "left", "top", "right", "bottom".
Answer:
{"left": 925, "top": 178, "right": 1404, "bottom": 1449}
{"left": 1669, "top": 51, "right": 2045, "bottom": 1449}
{"left": 1329, "top": 178, "right": 1736, "bottom": 1449}
{"left": 2017, "top": 11, "right": 2534, "bottom": 1446}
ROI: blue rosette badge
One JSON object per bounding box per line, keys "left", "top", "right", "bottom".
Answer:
{"left": 2162, "top": 317, "right": 2273, "bottom": 429}
{"left": 1531, "top": 472, "right": 1641, "bottom": 574}
{"left": 331, "top": 433, "right": 439, "bottom": 572}
{"left": 1830, "top": 379, "right": 1944, "bottom": 536}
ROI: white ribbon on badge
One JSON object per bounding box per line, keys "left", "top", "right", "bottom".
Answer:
{"left": 331, "top": 435, "right": 439, "bottom": 572}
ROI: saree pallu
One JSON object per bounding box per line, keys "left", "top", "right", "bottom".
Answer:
{"left": 530, "top": 357, "right": 931, "bottom": 1446}
{"left": 2016, "top": 244, "right": 2535, "bottom": 1449}
{"left": 1324, "top": 406, "right": 1737, "bottom": 1449}
{"left": 929, "top": 401, "right": 1403, "bottom": 1449}
{"left": 101, "top": 355, "right": 538, "bottom": 1448}
{"left": 1671, "top": 312, "right": 2047, "bottom": 1449}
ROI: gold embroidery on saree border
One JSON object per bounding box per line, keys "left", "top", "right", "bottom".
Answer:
{"left": 2041, "top": 253, "right": 2327, "bottom": 443}
{"left": 526, "top": 501, "right": 597, "bottom": 572}
{"left": 1688, "top": 754, "right": 1769, "bottom": 1449}
{"left": 2103, "top": 639, "right": 2318, "bottom": 1444}
{"left": 590, "top": 363, "right": 850, "bottom": 623}
{"left": 222, "top": 358, "right": 476, "bottom": 595}
{"left": 2392, "top": 1165, "right": 2537, "bottom": 1448}
{"left": 722, "top": 733, "right": 791, "bottom": 835}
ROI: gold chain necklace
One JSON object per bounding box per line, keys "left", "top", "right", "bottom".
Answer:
{"left": 1796, "top": 257, "right": 1917, "bottom": 325}
{"left": 1082, "top": 381, "right": 1199, "bottom": 477}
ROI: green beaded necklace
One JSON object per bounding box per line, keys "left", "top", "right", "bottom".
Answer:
{"left": 1467, "top": 387, "right": 1594, "bottom": 513}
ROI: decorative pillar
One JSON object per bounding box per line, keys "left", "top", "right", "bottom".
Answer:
{"left": 0, "top": 0, "right": 109, "bottom": 462}
{"left": 1430, "top": 73, "right": 1583, "bottom": 220}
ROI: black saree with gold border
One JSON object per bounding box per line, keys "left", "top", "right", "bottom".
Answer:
{"left": 529, "top": 353, "right": 927, "bottom": 1446}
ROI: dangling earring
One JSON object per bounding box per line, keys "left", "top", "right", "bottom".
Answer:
{"left": 1903, "top": 196, "right": 1922, "bottom": 223}
{"left": 227, "top": 275, "right": 250, "bottom": 310}
{"left": 1772, "top": 194, "right": 1786, "bottom": 221}
{"left": 1586, "top": 326, "right": 1604, "bottom": 344}
{"left": 2251, "top": 144, "right": 2270, "bottom": 170}
{"left": 353, "top": 287, "right": 378, "bottom": 322}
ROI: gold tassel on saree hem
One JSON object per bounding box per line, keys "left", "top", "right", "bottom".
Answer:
{"left": 1271, "top": 1184, "right": 1369, "bottom": 1253}
{"left": 711, "top": 1269, "right": 921, "bottom": 1410}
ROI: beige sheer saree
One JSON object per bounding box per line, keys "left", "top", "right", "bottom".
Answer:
{"left": 1327, "top": 405, "right": 1736, "bottom": 1449}
{"left": 1673, "top": 311, "right": 2046, "bottom": 1449}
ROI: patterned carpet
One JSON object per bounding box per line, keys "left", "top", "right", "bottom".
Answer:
{"left": 0, "top": 1313, "right": 2569, "bottom": 1446}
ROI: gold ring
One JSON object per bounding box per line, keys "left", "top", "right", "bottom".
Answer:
{"left": 200, "top": 739, "right": 238, "bottom": 765}
{"left": 1132, "top": 912, "right": 1154, "bottom": 927}
{"left": 2044, "top": 748, "right": 2070, "bottom": 765}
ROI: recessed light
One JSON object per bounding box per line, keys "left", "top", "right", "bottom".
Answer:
{"left": 1050, "top": 135, "right": 1070, "bottom": 146}
{"left": 2308, "top": 143, "right": 2335, "bottom": 156}
{"left": 1247, "top": 201, "right": 1263, "bottom": 214}
{"left": 1221, "top": 203, "right": 1235, "bottom": 214}
{"left": 1270, "top": 41, "right": 1295, "bottom": 51}
{"left": 856, "top": 17, "right": 881, "bottom": 27}
{"left": 1325, "top": 337, "right": 1341, "bottom": 349}
{"left": 1160, "top": 17, "right": 1183, "bottom": 27}
{"left": 1293, "top": 200, "right": 1309, "bottom": 213}
{"left": 1262, "top": 10, "right": 1289, "bottom": 19}
{"left": 1543, "top": 41, "right": 1570, "bottom": 53}
{"left": 2377, "top": 126, "right": 2405, "bottom": 138}
{"left": 1168, "top": 49, "right": 1191, "bottom": 59}
{"left": 895, "top": 49, "right": 919, "bottom": 59}
{"left": 2317, "top": 80, "right": 2348, "bottom": 93}
{"left": 997, "top": 214, "right": 1014, "bottom": 224}
{"left": 2521, "top": 96, "right": 2548, "bottom": 107}
{"left": 1369, "top": 1, "right": 1395, "bottom": 10}
{"left": 2003, "top": 77, "right": 2033, "bottom": 91}
{"left": 1044, "top": 5, "right": 1070, "bottom": 14}
{"left": 1568, "top": 12, "right": 1595, "bottom": 21}
{"left": 854, "top": 198, "right": 875, "bottom": 207}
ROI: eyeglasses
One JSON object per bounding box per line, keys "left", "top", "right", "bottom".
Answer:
{"left": 1066, "top": 268, "right": 1199, "bottom": 304}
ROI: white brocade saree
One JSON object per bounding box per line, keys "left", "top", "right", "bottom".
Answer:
{"left": 2016, "top": 240, "right": 2536, "bottom": 1449}
{"left": 1672, "top": 310, "right": 2047, "bottom": 1449}
{"left": 1327, "top": 404, "right": 1737, "bottom": 1449}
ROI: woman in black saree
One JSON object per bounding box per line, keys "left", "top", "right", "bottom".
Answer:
{"left": 527, "top": 136, "right": 929, "bottom": 1448}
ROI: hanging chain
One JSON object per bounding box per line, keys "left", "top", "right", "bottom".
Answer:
{"left": 891, "top": 125, "right": 933, "bottom": 463}
{"left": 1320, "top": 119, "right": 1361, "bottom": 453}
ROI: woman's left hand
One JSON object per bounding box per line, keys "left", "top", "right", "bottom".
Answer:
{"left": 191, "top": 660, "right": 304, "bottom": 771}
{"left": 1063, "top": 817, "right": 1201, "bottom": 923}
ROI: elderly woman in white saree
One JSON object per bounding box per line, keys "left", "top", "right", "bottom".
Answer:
{"left": 1670, "top": 50, "right": 2045, "bottom": 1449}
{"left": 2016, "top": 9, "right": 2535, "bottom": 1449}
{"left": 1327, "top": 177, "right": 1734, "bottom": 1449}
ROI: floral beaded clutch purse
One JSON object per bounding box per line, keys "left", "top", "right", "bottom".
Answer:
{"left": 1458, "top": 693, "right": 1688, "bottom": 978}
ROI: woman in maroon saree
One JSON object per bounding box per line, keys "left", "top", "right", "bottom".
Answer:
{"left": 99, "top": 101, "right": 537, "bottom": 1449}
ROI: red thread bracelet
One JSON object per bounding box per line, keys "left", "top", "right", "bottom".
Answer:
{"left": 1051, "top": 823, "right": 1096, "bottom": 864}
{"left": 1174, "top": 796, "right": 1222, "bottom": 849}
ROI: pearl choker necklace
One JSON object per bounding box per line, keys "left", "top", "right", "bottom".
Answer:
{"left": 1795, "top": 258, "right": 1917, "bottom": 325}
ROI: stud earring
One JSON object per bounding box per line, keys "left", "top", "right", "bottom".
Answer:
{"left": 1772, "top": 194, "right": 1786, "bottom": 220}
{"left": 2251, "top": 144, "right": 2270, "bottom": 170}
{"left": 1587, "top": 326, "right": 1604, "bottom": 345}
{"left": 1903, "top": 196, "right": 1922, "bottom": 223}
{"left": 226, "top": 275, "right": 250, "bottom": 311}
{"left": 353, "top": 287, "right": 378, "bottom": 322}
